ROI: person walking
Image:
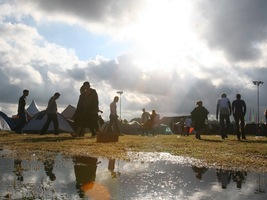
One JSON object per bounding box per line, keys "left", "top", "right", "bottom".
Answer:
{"left": 232, "top": 94, "right": 246, "bottom": 140}
{"left": 216, "top": 93, "right": 231, "bottom": 139}
{"left": 73, "top": 82, "right": 99, "bottom": 137}
{"left": 110, "top": 96, "right": 120, "bottom": 133}
{"left": 41, "top": 92, "right": 60, "bottom": 135}
{"left": 16, "top": 89, "right": 29, "bottom": 134}
{"left": 191, "top": 101, "right": 209, "bottom": 139}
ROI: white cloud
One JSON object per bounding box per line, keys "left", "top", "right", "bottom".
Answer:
{"left": 0, "top": 0, "right": 267, "bottom": 122}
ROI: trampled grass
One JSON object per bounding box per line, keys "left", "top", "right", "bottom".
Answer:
{"left": 0, "top": 131, "right": 267, "bottom": 172}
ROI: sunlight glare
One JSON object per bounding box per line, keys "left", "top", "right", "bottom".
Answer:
{"left": 134, "top": 0, "right": 193, "bottom": 69}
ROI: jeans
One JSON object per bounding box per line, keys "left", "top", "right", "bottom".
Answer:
{"left": 219, "top": 114, "right": 230, "bottom": 137}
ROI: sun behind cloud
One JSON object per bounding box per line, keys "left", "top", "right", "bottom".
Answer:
{"left": 131, "top": 0, "right": 194, "bottom": 70}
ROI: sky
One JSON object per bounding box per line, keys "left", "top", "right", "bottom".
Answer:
{"left": 0, "top": 0, "right": 267, "bottom": 122}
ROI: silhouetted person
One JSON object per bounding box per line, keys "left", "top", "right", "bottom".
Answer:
{"left": 184, "top": 116, "right": 192, "bottom": 136}
{"left": 141, "top": 108, "right": 150, "bottom": 135}
{"left": 41, "top": 92, "right": 60, "bottom": 135}
{"left": 110, "top": 96, "right": 120, "bottom": 133}
{"left": 216, "top": 93, "right": 231, "bottom": 139}
{"left": 73, "top": 82, "right": 99, "bottom": 137}
{"left": 191, "top": 101, "right": 209, "bottom": 139}
{"left": 16, "top": 89, "right": 29, "bottom": 134}
{"left": 232, "top": 94, "right": 246, "bottom": 140}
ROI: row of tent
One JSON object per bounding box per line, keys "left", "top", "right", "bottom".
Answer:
{"left": 0, "top": 101, "right": 75, "bottom": 133}
{"left": 1, "top": 100, "right": 173, "bottom": 135}
{"left": 0, "top": 110, "right": 74, "bottom": 133}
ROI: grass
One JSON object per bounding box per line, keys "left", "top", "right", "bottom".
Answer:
{"left": 0, "top": 131, "right": 267, "bottom": 173}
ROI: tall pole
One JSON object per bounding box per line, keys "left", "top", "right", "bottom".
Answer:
{"left": 253, "top": 81, "right": 264, "bottom": 134}
{"left": 117, "top": 91, "right": 123, "bottom": 121}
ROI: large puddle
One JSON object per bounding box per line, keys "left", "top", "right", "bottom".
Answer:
{"left": 0, "top": 149, "right": 266, "bottom": 199}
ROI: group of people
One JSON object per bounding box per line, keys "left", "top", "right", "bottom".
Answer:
{"left": 16, "top": 81, "right": 122, "bottom": 137}
{"left": 216, "top": 93, "right": 247, "bottom": 140}
{"left": 140, "top": 108, "right": 160, "bottom": 136}
{"left": 15, "top": 84, "right": 263, "bottom": 140}
{"left": 189, "top": 93, "right": 247, "bottom": 140}
{"left": 16, "top": 89, "right": 61, "bottom": 135}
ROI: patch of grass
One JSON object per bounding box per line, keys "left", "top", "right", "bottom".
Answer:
{"left": 0, "top": 131, "right": 267, "bottom": 172}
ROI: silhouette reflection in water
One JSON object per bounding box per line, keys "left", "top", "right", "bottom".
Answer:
{"left": 13, "top": 159, "right": 23, "bottom": 181}
{"left": 192, "top": 165, "right": 208, "bottom": 180}
{"left": 43, "top": 156, "right": 56, "bottom": 181}
{"left": 108, "top": 159, "right": 117, "bottom": 179}
{"left": 216, "top": 169, "right": 232, "bottom": 189}
{"left": 232, "top": 171, "right": 247, "bottom": 189}
{"left": 0, "top": 154, "right": 266, "bottom": 199}
{"left": 73, "top": 156, "right": 98, "bottom": 198}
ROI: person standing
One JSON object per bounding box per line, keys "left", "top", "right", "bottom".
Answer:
{"left": 184, "top": 116, "right": 192, "bottom": 136}
{"left": 110, "top": 96, "right": 120, "bottom": 133}
{"left": 191, "top": 101, "right": 209, "bottom": 139}
{"left": 143, "top": 109, "right": 159, "bottom": 136}
{"left": 41, "top": 92, "right": 60, "bottom": 135}
{"left": 16, "top": 89, "right": 29, "bottom": 134}
{"left": 232, "top": 94, "right": 246, "bottom": 140}
{"left": 141, "top": 108, "right": 150, "bottom": 135}
{"left": 216, "top": 93, "right": 231, "bottom": 139}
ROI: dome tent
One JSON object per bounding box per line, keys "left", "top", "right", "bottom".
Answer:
{"left": 0, "top": 115, "right": 11, "bottom": 131}
{"left": 22, "top": 111, "right": 74, "bottom": 133}
{"left": 0, "top": 111, "right": 15, "bottom": 130}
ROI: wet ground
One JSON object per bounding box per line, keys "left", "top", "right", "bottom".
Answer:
{"left": 0, "top": 149, "right": 266, "bottom": 199}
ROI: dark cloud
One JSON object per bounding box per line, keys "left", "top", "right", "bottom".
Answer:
{"left": 29, "top": 0, "right": 144, "bottom": 27}
{"left": 194, "top": 0, "right": 267, "bottom": 61}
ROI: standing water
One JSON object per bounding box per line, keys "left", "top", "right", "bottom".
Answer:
{"left": 0, "top": 149, "right": 266, "bottom": 199}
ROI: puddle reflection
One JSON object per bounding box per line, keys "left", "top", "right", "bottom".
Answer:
{"left": 0, "top": 150, "right": 266, "bottom": 199}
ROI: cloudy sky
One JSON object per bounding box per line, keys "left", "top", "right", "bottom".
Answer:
{"left": 0, "top": 0, "right": 267, "bottom": 122}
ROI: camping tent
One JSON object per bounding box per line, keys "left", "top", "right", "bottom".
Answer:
{"left": 0, "top": 111, "right": 15, "bottom": 130}
{"left": 61, "top": 105, "right": 76, "bottom": 119}
{"left": 27, "top": 100, "right": 40, "bottom": 116}
{"left": 128, "top": 121, "right": 141, "bottom": 128}
{"left": 22, "top": 111, "right": 74, "bottom": 133}
{"left": 0, "top": 115, "right": 11, "bottom": 131}
{"left": 154, "top": 123, "right": 173, "bottom": 134}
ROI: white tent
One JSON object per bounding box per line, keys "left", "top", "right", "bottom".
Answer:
{"left": 0, "top": 115, "right": 11, "bottom": 131}
{"left": 128, "top": 121, "right": 141, "bottom": 128}
{"left": 61, "top": 104, "right": 76, "bottom": 119}
{"left": 27, "top": 100, "right": 40, "bottom": 116}
{"left": 0, "top": 111, "right": 15, "bottom": 130}
{"left": 22, "top": 111, "right": 74, "bottom": 133}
